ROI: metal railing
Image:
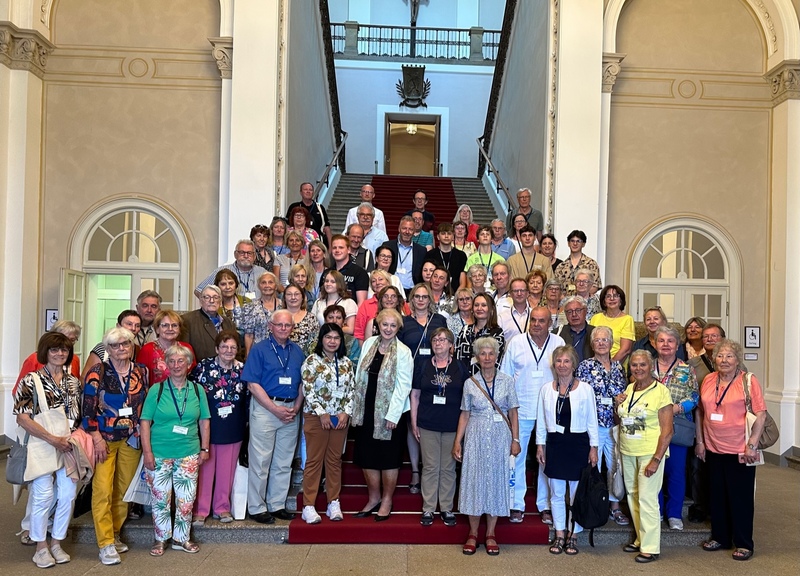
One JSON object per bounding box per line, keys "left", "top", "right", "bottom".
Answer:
{"left": 476, "top": 136, "right": 516, "bottom": 212}
{"left": 314, "top": 131, "right": 348, "bottom": 201}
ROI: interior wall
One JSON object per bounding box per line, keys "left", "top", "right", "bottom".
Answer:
{"left": 485, "top": 0, "right": 549, "bottom": 212}
{"left": 608, "top": 0, "right": 772, "bottom": 376}
{"left": 40, "top": 0, "right": 221, "bottom": 322}
{"left": 388, "top": 126, "right": 436, "bottom": 175}
{"left": 328, "top": 0, "right": 507, "bottom": 28}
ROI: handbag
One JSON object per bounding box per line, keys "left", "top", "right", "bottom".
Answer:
{"left": 230, "top": 464, "right": 249, "bottom": 520}
{"left": 742, "top": 372, "right": 779, "bottom": 449}
{"left": 24, "top": 373, "right": 70, "bottom": 482}
{"left": 6, "top": 376, "right": 43, "bottom": 486}
{"left": 671, "top": 415, "right": 696, "bottom": 447}
{"left": 123, "top": 455, "right": 152, "bottom": 506}
{"left": 608, "top": 426, "right": 626, "bottom": 500}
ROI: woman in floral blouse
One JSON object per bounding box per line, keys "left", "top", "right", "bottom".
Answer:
{"left": 190, "top": 331, "right": 248, "bottom": 526}
{"left": 299, "top": 323, "right": 355, "bottom": 524}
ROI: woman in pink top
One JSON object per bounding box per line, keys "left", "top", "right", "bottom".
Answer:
{"left": 695, "top": 339, "right": 767, "bottom": 562}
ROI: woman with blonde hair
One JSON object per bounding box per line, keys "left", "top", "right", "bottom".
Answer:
{"left": 453, "top": 205, "right": 479, "bottom": 244}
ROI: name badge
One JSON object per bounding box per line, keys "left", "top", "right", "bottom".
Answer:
{"left": 331, "top": 389, "right": 344, "bottom": 400}
{"left": 245, "top": 291, "right": 256, "bottom": 300}
{"left": 279, "top": 377, "right": 292, "bottom": 386}
{"left": 567, "top": 284, "right": 576, "bottom": 293}
{"left": 433, "top": 395, "right": 446, "bottom": 405}
{"left": 173, "top": 425, "right": 189, "bottom": 435}
{"left": 710, "top": 413, "right": 724, "bottom": 422}
{"left": 118, "top": 406, "right": 133, "bottom": 416}
{"left": 622, "top": 417, "right": 635, "bottom": 426}
{"left": 555, "top": 424, "right": 565, "bottom": 434}
{"left": 492, "top": 413, "right": 505, "bottom": 422}
{"left": 600, "top": 397, "right": 613, "bottom": 406}
{"left": 531, "top": 371, "right": 544, "bottom": 378}
{"left": 419, "top": 348, "right": 431, "bottom": 356}
{"left": 218, "top": 406, "right": 233, "bottom": 417}
{"left": 396, "top": 267, "right": 406, "bottom": 275}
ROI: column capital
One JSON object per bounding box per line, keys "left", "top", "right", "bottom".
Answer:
{"left": 0, "top": 21, "right": 55, "bottom": 79}
{"left": 602, "top": 52, "right": 626, "bottom": 94}
{"left": 208, "top": 36, "right": 233, "bottom": 79}
{"left": 766, "top": 60, "right": 800, "bottom": 106}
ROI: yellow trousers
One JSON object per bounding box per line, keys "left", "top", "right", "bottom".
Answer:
{"left": 91, "top": 439, "right": 140, "bottom": 548}
{"left": 622, "top": 454, "right": 666, "bottom": 555}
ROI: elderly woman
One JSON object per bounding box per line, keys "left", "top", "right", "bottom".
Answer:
{"left": 363, "top": 285, "right": 408, "bottom": 341}
{"left": 576, "top": 326, "right": 630, "bottom": 525}
{"left": 454, "top": 204, "right": 479, "bottom": 244}
{"left": 553, "top": 230, "right": 602, "bottom": 295}
{"left": 684, "top": 316, "right": 707, "bottom": 359}
{"left": 466, "top": 264, "right": 488, "bottom": 295}
{"left": 250, "top": 224, "right": 278, "bottom": 273}
{"left": 411, "top": 327, "right": 468, "bottom": 527}
{"left": 140, "top": 345, "right": 210, "bottom": 557}
{"left": 311, "top": 269, "right": 357, "bottom": 335}
{"left": 138, "top": 310, "right": 196, "bottom": 386}
{"left": 447, "top": 288, "right": 474, "bottom": 339}
{"left": 215, "top": 269, "right": 251, "bottom": 333}
{"left": 352, "top": 309, "right": 413, "bottom": 521}
{"left": 288, "top": 205, "right": 320, "bottom": 252}
{"left": 540, "top": 233, "right": 561, "bottom": 270}
{"left": 14, "top": 332, "right": 82, "bottom": 568}
{"left": 277, "top": 231, "right": 306, "bottom": 287}
{"left": 653, "top": 325, "right": 698, "bottom": 531}
{"left": 283, "top": 282, "right": 319, "bottom": 355}
{"left": 189, "top": 331, "right": 247, "bottom": 526}
{"left": 241, "top": 271, "right": 281, "bottom": 354}
{"left": 536, "top": 346, "right": 599, "bottom": 556}
{"left": 633, "top": 306, "right": 668, "bottom": 359}
{"left": 615, "top": 350, "right": 673, "bottom": 563}
{"left": 83, "top": 327, "right": 148, "bottom": 565}
{"left": 589, "top": 285, "right": 635, "bottom": 365}
{"left": 453, "top": 220, "right": 477, "bottom": 257}
{"left": 15, "top": 320, "right": 82, "bottom": 396}
{"left": 526, "top": 269, "right": 547, "bottom": 308}
{"left": 455, "top": 293, "right": 505, "bottom": 374}
{"left": 299, "top": 323, "right": 356, "bottom": 524}
{"left": 543, "top": 279, "right": 565, "bottom": 333}
{"left": 453, "top": 337, "right": 520, "bottom": 556}
{"left": 572, "top": 269, "right": 601, "bottom": 321}
{"left": 695, "top": 339, "right": 766, "bottom": 561}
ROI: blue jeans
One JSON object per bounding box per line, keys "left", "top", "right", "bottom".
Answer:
{"left": 659, "top": 443, "right": 687, "bottom": 519}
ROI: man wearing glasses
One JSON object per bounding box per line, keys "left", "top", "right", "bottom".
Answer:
{"left": 556, "top": 296, "right": 595, "bottom": 363}
{"left": 352, "top": 202, "right": 388, "bottom": 256}
{"left": 183, "top": 285, "right": 239, "bottom": 361}
{"left": 344, "top": 184, "right": 387, "bottom": 234}
{"left": 194, "top": 239, "right": 267, "bottom": 300}
{"left": 507, "top": 188, "right": 544, "bottom": 243}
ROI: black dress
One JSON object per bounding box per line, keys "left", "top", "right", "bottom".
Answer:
{"left": 544, "top": 397, "right": 589, "bottom": 481}
{"left": 353, "top": 351, "right": 407, "bottom": 470}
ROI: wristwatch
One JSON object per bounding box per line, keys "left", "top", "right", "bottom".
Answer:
{"left": 200, "top": 448, "right": 210, "bottom": 453}
{"left": 747, "top": 443, "right": 756, "bottom": 451}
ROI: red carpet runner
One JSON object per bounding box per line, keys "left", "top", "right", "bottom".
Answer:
{"left": 370, "top": 175, "right": 459, "bottom": 233}
{"left": 287, "top": 441, "right": 550, "bottom": 545}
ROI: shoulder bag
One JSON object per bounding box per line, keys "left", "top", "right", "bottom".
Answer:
{"left": 24, "top": 373, "right": 71, "bottom": 482}
{"left": 742, "top": 372, "right": 779, "bottom": 449}
{"left": 6, "top": 384, "right": 38, "bottom": 486}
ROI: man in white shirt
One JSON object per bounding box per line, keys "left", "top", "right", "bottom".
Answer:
{"left": 498, "top": 278, "right": 531, "bottom": 341}
{"left": 353, "top": 203, "right": 388, "bottom": 255}
{"left": 500, "top": 306, "right": 565, "bottom": 524}
{"left": 491, "top": 262, "right": 512, "bottom": 312}
{"left": 344, "top": 184, "right": 386, "bottom": 234}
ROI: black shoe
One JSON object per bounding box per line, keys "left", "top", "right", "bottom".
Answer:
{"left": 635, "top": 553, "right": 659, "bottom": 563}
{"left": 353, "top": 503, "right": 380, "bottom": 518}
{"left": 420, "top": 512, "right": 434, "bottom": 526}
{"left": 250, "top": 511, "right": 275, "bottom": 524}
{"left": 441, "top": 511, "right": 457, "bottom": 526}
{"left": 623, "top": 544, "right": 640, "bottom": 553}
{"left": 271, "top": 509, "right": 295, "bottom": 521}
{"left": 375, "top": 506, "right": 392, "bottom": 522}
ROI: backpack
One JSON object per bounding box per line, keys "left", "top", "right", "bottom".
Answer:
{"left": 571, "top": 464, "right": 608, "bottom": 546}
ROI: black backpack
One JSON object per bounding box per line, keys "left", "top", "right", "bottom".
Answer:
{"left": 571, "top": 464, "right": 608, "bottom": 546}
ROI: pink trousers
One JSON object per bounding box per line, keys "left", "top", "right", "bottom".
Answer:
{"left": 194, "top": 442, "right": 242, "bottom": 517}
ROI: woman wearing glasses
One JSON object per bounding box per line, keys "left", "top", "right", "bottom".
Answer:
{"left": 138, "top": 311, "right": 196, "bottom": 386}
{"left": 553, "top": 230, "right": 602, "bottom": 296}
{"left": 589, "top": 285, "right": 635, "bottom": 366}
{"left": 183, "top": 285, "right": 238, "bottom": 362}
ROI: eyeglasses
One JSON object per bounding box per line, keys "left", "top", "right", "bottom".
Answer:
{"left": 159, "top": 323, "right": 179, "bottom": 329}
{"left": 377, "top": 253, "right": 391, "bottom": 259}
{"left": 575, "top": 279, "right": 590, "bottom": 284}
{"left": 323, "top": 334, "right": 341, "bottom": 340}
{"left": 431, "top": 337, "right": 450, "bottom": 344}
{"left": 702, "top": 334, "right": 721, "bottom": 340}
{"left": 457, "top": 296, "right": 473, "bottom": 302}
{"left": 48, "top": 347, "right": 70, "bottom": 353}
{"left": 413, "top": 294, "right": 430, "bottom": 300}
{"left": 108, "top": 342, "right": 132, "bottom": 350}
{"left": 605, "top": 293, "right": 620, "bottom": 299}
{"left": 236, "top": 250, "right": 254, "bottom": 256}
{"left": 271, "top": 322, "right": 292, "bottom": 329}
{"left": 357, "top": 212, "right": 373, "bottom": 218}
{"left": 218, "top": 345, "right": 238, "bottom": 351}
{"left": 593, "top": 338, "right": 611, "bottom": 344}
{"left": 565, "top": 308, "right": 586, "bottom": 315}
{"left": 201, "top": 295, "right": 220, "bottom": 302}
{"left": 568, "top": 238, "right": 584, "bottom": 244}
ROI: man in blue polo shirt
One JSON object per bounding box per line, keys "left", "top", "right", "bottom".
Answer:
{"left": 242, "top": 310, "right": 304, "bottom": 524}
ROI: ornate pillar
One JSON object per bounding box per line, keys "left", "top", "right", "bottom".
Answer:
{"left": 209, "top": 36, "right": 234, "bottom": 263}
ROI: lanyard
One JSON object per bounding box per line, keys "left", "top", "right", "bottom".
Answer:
{"left": 479, "top": 372, "right": 496, "bottom": 401}
{"left": 269, "top": 336, "right": 292, "bottom": 375}
{"left": 478, "top": 250, "right": 495, "bottom": 273}
{"left": 655, "top": 357, "right": 678, "bottom": 383}
{"left": 520, "top": 250, "right": 534, "bottom": 274}
{"left": 627, "top": 382, "right": 657, "bottom": 413}
{"left": 108, "top": 361, "right": 132, "bottom": 396}
{"left": 714, "top": 370, "right": 739, "bottom": 409}
{"left": 527, "top": 334, "right": 550, "bottom": 368}
{"left": 233, "top": 264, "right": 254, "bottom": 292}
{"left": 167, "top": 378, "right": 189, "bottom": 423}
{"left": 556, "top": 380, "right": 574, "bottom": 425}
{"left": 412, "top": 314, "right": 432, "bottom": 358}
{"left": 43, "top": 367, "right": 70, "bottom": 414}
{"left": 333, "top": 354, "right": 340, "bottom": 390}
{"left": 398, "top": 244, "right": 412, "bottom": 266}
{"left": 439, "top": 249, "right": 452, "bottom": 272}
{"left": 510, "top": 307, "right": 530, "bottom": 335}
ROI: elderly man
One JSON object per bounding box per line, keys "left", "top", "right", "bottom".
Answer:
{"left": 498, "top": 277, "right": 531, "bottom": 341}
{"left": 134, "top": 290, "right": 161, "bottom": 346}
{"left": 423, "top": 223, "right": 467, "bottom": 291}
{"left": 195, "top": 239, "right": 267, "bottom": 301}
{"left": 556, "top": 296, "right": 594, "bottom": 364}
{"left": 81, "top": 310, "right": 143, "bottom": 380}
{"left": 380, "top": 216, "right": 427, "bottom": 294}
{"left": 403, "top": 189, "right": 435, "bottom": 232}
{"left": 182, "top": 285, "right": 238, "bottom": 361}
{"left": 507, "top": 187, "right": 544, "bottom": 241}
{"left": 573, "top": 269, "right": 601, "bottom": 321}
{"left": 490, "top": 261, "right": 512, "bottom": 311}
{"left": 286, "top": 181, "right": 332, "bottom": 245}
{"left": 410, "top": 210, "right": 434, "bottom": 250}
{"left": 344, "top": 184, "right": 387, "bottom": 234}
{"left": 507, "top": 225, "right": 553, "bottom": 281}
{"left": 490, "top": 219, "right": 517, "bottom": 260}
{"left": 330, "top": 234, "right": 369, "bottom": 305}
{"left": 353, "top": 202, "right": 389, "bottom": 255}
{"left": 346, "top": 224, "right": 375, "bottom": 272}
{"left": 500, "top": 307, "right": 565, "bottom": 524}
{"left": 243, "top": 310, "right": 304, "bottom": 524}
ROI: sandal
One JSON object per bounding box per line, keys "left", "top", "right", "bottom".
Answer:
{"left": 484, "top": 535, "right": 500, "bottom": 556}
{"left": 409, "top": 471, "right": 421, "bottom": 494}
{"left": 564, "top": 536, "right": 579, "bottom": 555}
{"left": 702, "top": 540, "right": 725, "bottom": 552}
{"left": 150, "top": 540, "right": 167, "bottom": 557}
{"left": 540, "top": 510, "right": 553, "bottom": 525}
{"left": 549, "top": 536, "right": 565, "bottom": 554}
{"left": 462, "top": 534, "right": 478, "bottom": 555}
{"left": 610, "top": 508, "right": 630, "bottom": 526}
{"left": 732, "top": 548, "right": 753, "bottom": 561}
{"left": 171, "top": 540, "right": 200, "bottom": 554}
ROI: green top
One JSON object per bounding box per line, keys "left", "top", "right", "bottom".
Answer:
{"left": 616, "top": 381, "right": 672, "bottom": 457}
{"left": 141, "top": 379, "right": 210, "bottom": 459}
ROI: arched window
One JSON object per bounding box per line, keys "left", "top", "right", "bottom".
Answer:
{"left": 630, "top": 218, "right": 740, "bottom": 335}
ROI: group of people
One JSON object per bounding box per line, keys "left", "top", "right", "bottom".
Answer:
{"left": 10, "top": 183, "right": 767, "bottom": 565}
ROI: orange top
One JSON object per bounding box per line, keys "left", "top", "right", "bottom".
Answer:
{"left": 699, "top": 371, "right": 766, "bottom": 455}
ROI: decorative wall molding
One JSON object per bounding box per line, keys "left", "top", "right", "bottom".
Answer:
{"left": 208, "top": 36, "right": 232, "bottom": 79}
{"left": 276, "top": 0, "right": 287, "bottom": 212}
{"left": 602, "top": 52, "right": 626, "bottom": 93}
{"left": 41, "top": 0, "right": 54, "bottom": 28}
{"left": 0, "top": 21, "right": 55, "bottom": 78}
{"left": 766, "top": 59, "right": 800, "bottom": 105}
{"left": 545, "top": 0, "right": 559, "bottom": 233}
{"left": 752, "top": 0, "right": 779, "bottom": 56}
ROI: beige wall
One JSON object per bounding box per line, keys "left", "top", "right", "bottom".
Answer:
{"left": 39, "top": 0, "right": 221, "bottom": 320}
{"left": 608, "top": 0, "right": 772, "bottom": 375}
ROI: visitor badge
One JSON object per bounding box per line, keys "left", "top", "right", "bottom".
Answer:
{"left": 396, "top": 267, "right": 406, "bottom": 274}
{"left": 433, "top": 395, "right": 446, "bottom": 405}
{"left": 279, "top": 377, "right": 292, "bottom": 385}
{"left": 173, "top": 425, "right": 189, "bottom": 435}
{"left": 622, "top": 417, "right": 635, "bottom": 426}
{"left": 555, "top": 425, "right": 565, "bottom": 434}
{"left": 601, "top": 397, "right": 613, "bottom": 406}
{"left": 331, "top": 389, "right": 344, "bottom": 399}
{"left": 118, "top": 407, "right": 133, "bottom": 416}
{"left": 245, "top": 291, "right": 256, "bottom": 300}
{"left": 531, "top": 371, "right": 544, "bottom": 378}
{"left": 710, "top": 413, "right": 724, "bottom": 422}
{"left": 218, "top": 406, "right": 233, "bottom": 417}
{"left": 492, "top": 413, "right": 505, "bottom": 422}
{"left": 419, "top": 348, "right": 431, "bottom": 356}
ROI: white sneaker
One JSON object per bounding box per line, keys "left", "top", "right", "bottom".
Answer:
{"left": 32, "top": 548, "right": 56, "bottom": 569}
{"left": 99, "top": 544, "right": 121, "bottom": 565}
{"left": 301, "top": 505, "right": 322, "bottom": 524}
{"left": 113, "top": 534, "right": 129, "bottom": 554}
{"left": 326, "top": 500, "right": 343, "bottom": 522}
{"left": 50, "top": 545, "right": 71, "bottom": 564}
{"left": 668, "top": 517, "right": 684, "bottom": 531}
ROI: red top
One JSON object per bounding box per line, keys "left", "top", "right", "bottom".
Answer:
{"left": 137, "top": 341, "right": 197, "bottom": 387}
{"left": 699, "top": 371, "right": 766, "bottom": 455}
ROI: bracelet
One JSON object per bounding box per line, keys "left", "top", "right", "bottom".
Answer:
{"left": 652, "top": 456, "right": 661, "bottom": 464}
{"left": 512, "top": 439, "right": 520, "bottom": 444}
{"left": 696, "top": 441, "right": 704, "bottom": 445}
{"left": 200, "top": 448, "right": 210, "bottom": 453}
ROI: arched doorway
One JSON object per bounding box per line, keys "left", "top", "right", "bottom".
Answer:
{"left": 630, "top": 217, "right": 741, "bottom": 335}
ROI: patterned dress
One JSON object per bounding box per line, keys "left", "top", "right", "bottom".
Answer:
{"left": 458, "top": 371, "right": 519, "bottom": 517}
{"left": 289, "top": 311, "right": 320, "bottom": 355}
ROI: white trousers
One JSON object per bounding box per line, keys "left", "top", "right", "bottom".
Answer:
{"left": 30, "top": 467, "right": 77, "bottom": 542}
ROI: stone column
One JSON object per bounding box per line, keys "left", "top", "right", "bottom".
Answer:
{"left": 469, "top": 27, "right": 484, "bottom": 61}
{"left": 209, "top": 36, "right": 234, "bottom": 263}
{"left": 344, "top": 21, "right": 359, "bottom": 55}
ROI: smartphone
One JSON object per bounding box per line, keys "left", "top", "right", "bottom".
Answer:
{"left": 329, "top": 415, "right": 339, "bottom": 428}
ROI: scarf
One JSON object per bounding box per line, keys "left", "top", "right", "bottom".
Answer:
{"left": 353, "top": 337, "right": 398, "bottom": 441}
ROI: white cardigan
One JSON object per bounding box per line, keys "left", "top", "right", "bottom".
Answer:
{"left": 356, "top": 336, "right": 412, "bottom": 425}
{"left": 535, "top": 380, "right": 599, "bottom": 446}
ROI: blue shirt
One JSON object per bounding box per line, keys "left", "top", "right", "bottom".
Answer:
{"left": 241, "top": 335, "right": 303, "bottom": 399}
{"left": 491, "top": 238, "right": 516, "bottom": 260}
{"left": 395, "top": 242, "right": 415, "bottom": 289}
